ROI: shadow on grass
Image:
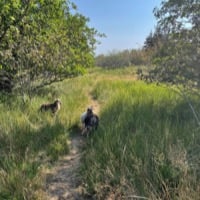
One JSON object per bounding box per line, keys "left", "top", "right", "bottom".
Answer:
{"left": 0, "top": 120, "right": 78, "bottom": 170}
{"left": 68, "top": 124, "right": 82, "bottom": 137}
{"left": 0, "top": 118, "right": 87, "bottom": 199}
{"left": 81, "top": 96, "right": 200, "bottom": 198}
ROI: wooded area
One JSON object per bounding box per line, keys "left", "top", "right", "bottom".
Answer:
{"left": 0, "top": 0, "right": 101, "bottom": 96}
{"left": 96, "top": 0, "right": 200, "bottom": 90}
{"left": 147, "top": 0, "right": 200, "bottom": 88}
{"left": 0, "top": 0, "right": 199, "bottom": 95}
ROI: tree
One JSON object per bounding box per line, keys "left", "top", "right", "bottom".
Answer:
{"left": 95, "top": 49, "right": 148, "bottom": 68}
{"left": 0, "top": 0, "right": 101, "bottom": 95}
{"left": 144, "top": 0, "right": 200, "bottom": 126}
{"left": 147, "top": 0, "right": 200, "bottom": 88}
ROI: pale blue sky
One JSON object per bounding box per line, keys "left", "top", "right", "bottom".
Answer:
{"left": 72, "top": 0, "right": 163, "bottom": 55}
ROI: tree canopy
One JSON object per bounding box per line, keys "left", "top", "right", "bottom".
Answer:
{"left": 0, "top": 0, "right": 101, "bottom": 94}
{"left": 145, "top": 0, "right": 200, "bottom": 88}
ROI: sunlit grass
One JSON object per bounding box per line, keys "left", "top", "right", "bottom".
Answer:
{"left": 0, "top": 67, "right": 200, "bottom": 199}
{"left": 0, "top": 75, "right": 94, "bottom": 199}
{"left": 81, "top": 79, "right": 200, "bottom": 199}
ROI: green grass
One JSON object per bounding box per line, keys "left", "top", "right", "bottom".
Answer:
{"left": 80, "top": 79, "right": 200, "bottom": 199}
{"left": 0, "top": 67, "right": 200, "bottom": 199}
{"left": 0, "top": 76, "right": 93, "bottom": 199}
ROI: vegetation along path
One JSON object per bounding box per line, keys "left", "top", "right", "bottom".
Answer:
{"left": 45, "top": 93, "right": 100, "bottom": 200}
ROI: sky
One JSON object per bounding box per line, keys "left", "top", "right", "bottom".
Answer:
{"left": 72, "top": 0, "right": 163, "bottom": 55}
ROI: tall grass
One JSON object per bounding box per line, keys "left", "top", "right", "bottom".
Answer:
{"left": 0, "top": 76, "right": 94, "bottom": 199}
{"left": 81, "top": 80, "right": 200, "bottom": 199}
{"left": 0, "top": 67, "right": 200, "bottom": 199}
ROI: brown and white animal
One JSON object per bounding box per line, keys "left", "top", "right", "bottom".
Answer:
{"left": 80, "top": 107, "right": 99, "bottom": 136}
{"left": 39, "top": 99, "right": 61, "bottom": 114}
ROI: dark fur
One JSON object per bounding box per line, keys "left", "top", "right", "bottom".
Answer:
{"left": 84, "top": 113, "right": 99, "bottom": 131}
{"left": 81, "top": 107, "right": 99, "bottom": 136}
{"left": 39, "top": 99, "right": 61, "bottom": 114}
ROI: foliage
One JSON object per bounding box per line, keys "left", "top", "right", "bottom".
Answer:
{"left": 145, "top": 0, "right": 200, "bottom": 88}
{"left": 95, "top": 49, "right": 149, "bottom": 68}
{"left": 0, "top": 0, "right": 101, "bottom": 95}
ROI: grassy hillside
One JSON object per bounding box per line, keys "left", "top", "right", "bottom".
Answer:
{"left": 0, "top": 67, "right": 200, "bottom": 199}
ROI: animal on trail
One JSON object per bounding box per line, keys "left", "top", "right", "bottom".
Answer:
{"left": 39, "top": 99, "right": 61, "bottom": 114}
{"left": 80, "top": 107, "right": 99, "bottom": 136}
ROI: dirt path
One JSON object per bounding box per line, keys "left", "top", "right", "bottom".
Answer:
{"left": 45, "top": 134, "right": 86, "bottom": 200}
{"left": 45, "top": 95, "right": 100, "bottom": 200}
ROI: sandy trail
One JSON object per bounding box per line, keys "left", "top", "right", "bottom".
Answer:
{"left": 45, "top": 95, "right": 100, "bottom": 200}
{"left": 45, "top": 134, "right": 86, "bottom": 200}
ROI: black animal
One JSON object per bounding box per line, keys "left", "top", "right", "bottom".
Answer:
{"left": 81, "top": 107, "right": 99, "bottom": 136}
{"left": 84, "top": 113, "right": 99, "bottom": 131}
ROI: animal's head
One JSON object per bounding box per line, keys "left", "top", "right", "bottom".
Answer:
{"left": 55, "top": 99, "right": 61, "bottom": 105}
{"left": 87, "top": 107, "right": 93, "bottom": 115}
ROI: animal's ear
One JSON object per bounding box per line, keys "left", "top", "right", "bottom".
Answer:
{"left": 87, "top": 106, "right": 93, "bottom": 112}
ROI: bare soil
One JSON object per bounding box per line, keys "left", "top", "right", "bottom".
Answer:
{"left": 45, "top": 95, "right": 100, "bottom": 200}
{"left": 45, "top": 134, "right": 86, "bottom": 200}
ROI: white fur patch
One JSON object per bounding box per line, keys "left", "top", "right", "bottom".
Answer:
{"left": 80, "top": 112, "right": 87, "bottom": 123}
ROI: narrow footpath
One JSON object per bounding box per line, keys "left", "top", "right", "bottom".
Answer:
{"left": 45, "top": 95, "right": 100, "bottom": 200}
